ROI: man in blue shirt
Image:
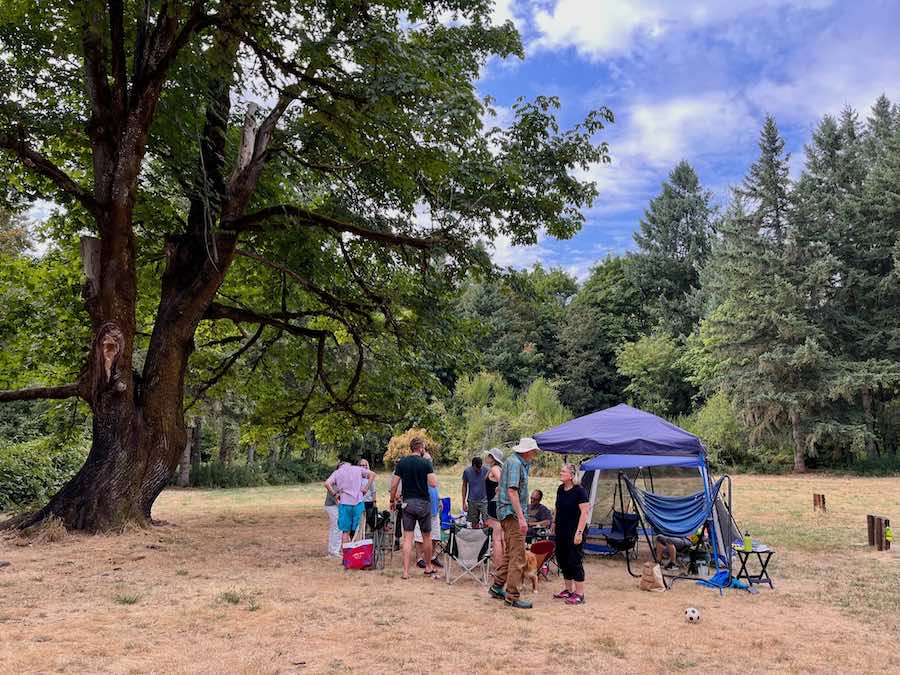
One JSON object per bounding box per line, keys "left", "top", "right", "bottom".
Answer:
{"left": 489, "top": 437, "right": 540, "bottom": 609}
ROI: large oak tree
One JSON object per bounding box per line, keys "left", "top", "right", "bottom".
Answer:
{"left": 0, "top": 0, "right": 610, "bottom": 530}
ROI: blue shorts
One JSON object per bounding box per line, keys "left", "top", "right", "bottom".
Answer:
{"left": 338, "top": 502, "right": 365, "bottom": 533}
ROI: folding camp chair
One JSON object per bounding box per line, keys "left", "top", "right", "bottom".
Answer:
{"left": 605, "top": 511, "right": 641, "bottom": 577}
{"left": 444, "top": 525, "right": 492, "bottom": 586}
{"left": 529, "top": 539, "right": 556, "bottom": 582}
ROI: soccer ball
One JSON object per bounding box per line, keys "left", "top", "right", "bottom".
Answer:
{"left": 684, "top": 607, "right": 701, "bottom": 623}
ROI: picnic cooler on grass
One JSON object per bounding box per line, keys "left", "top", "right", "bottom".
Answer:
{"left": 342, "top": 538, "right": 374, "bottom": 569}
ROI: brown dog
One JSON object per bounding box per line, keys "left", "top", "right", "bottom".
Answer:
{"left": 522, "top": 550, "right": 539, "bottom": 593}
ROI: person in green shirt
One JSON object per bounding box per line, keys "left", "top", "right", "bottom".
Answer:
{"left": 489, "top": 437, "right": 540, "bottom": 609}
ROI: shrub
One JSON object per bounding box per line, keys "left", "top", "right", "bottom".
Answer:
{"left": 384, "top": 428, "right": 441, "bottom": 465}
{"left": 0, "top": 437, "right": 88, "bottom": 510}
{"left": 189, "top": 462, "right": 267, "bottom": 488}
{"left": 265, "top": 458, "right": 331, "bottom": 485}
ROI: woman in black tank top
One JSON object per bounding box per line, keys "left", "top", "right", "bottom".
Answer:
{"left": 483, "top": 448, "right": 505, "bottom": 570}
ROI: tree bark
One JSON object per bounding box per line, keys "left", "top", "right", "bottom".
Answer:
{"left": 176, "top": 434, "right": 191, "bottom": 487}
{"left": 267, "top": 437, "right": 280, "bottom": 470}
{"left": 789, "top": 408, "right": 807, "bottom": 473}
{"left": 861, "top": 386, "right": 878, "bottom": 460}
{"left": 190, "top": 420, "right": 202, "bottom": 475}
{"left": 246, "top": 444, "right": 256, "bottom": 466}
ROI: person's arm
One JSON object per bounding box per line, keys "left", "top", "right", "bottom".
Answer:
{"left": 389, "top": 474, "right": 401, "bottom": 507}
{"left": 363, "top": 470, "right": 376, "bottom": 494}
{"left": 461, "top": 474, "right": 468, "bottom": 512}
{"left": 508, "top": 487, "right": 527, "bottom": 534}
{"left": 324, "top": 474, "right": 338, "bottom": 501}
{"left": 573, "top": 502, "right": 590, "bottom": 545}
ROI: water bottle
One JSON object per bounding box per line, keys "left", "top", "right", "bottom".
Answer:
{"left": 743, "top": 530, "right": 752, "bottom": 552}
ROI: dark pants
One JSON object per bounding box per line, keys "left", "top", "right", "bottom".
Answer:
{"left": 555, "top": 531, "right": 585, "bottom": 582}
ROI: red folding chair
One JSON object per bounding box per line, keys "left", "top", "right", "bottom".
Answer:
{"left": 530, "top": 539, "right": 556, "bottom": 581}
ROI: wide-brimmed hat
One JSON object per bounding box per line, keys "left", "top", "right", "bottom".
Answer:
{"left": 485, "top": 447, "right": 504, "bottom": 463}
{"left": 511, "top": 437, "right": 540, "bottom": 454}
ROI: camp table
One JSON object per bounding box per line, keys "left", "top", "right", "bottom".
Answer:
{"left": 734, "top": 544, "right": 774, "bottom": 588}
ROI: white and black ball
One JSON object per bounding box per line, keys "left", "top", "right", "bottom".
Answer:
{"left": 684, "top": 607, "right": 701, "bottom": 623}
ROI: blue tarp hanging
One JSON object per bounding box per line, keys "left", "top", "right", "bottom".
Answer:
{"left": 580, "top": 453, "right": 701, "bottom": 471}
{"left": 534, "top": 403, "right": 704, "bottom": 456}
{"left": 623, "top": 475, "right": 726, "bottom": 537}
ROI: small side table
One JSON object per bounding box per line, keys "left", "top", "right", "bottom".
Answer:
{"left": 734, "top": 546, "right": 775, "bottom": 588}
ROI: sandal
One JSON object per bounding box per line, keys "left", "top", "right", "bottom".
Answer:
{"left": 553, "top": 589, "right": 573, "bottom": 599}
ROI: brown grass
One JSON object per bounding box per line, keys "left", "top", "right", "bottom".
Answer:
{"left": 0, "top": 473, "right": 898, "bottom": 674}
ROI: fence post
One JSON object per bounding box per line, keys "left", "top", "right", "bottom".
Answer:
{"left": 875, "top": 517, "right": 884, "bottom": 551}
{"left": 867, "top": 515, "right": 876, "bottom": 546}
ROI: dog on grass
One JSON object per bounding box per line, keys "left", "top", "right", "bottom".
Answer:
{"left": 522, "top": 550, "right": 539, "bottom": 593}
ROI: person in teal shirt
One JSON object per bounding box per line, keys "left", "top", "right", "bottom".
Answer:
{"left": 490, "top": 437, "right": 539, "bottom": 609}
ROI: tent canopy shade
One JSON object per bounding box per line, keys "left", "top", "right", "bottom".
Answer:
{"left": 580, "top": 453, "right": 701, "bottom": 471}
{"left": 534, "top": 403, "right": 704, "bottom": 456}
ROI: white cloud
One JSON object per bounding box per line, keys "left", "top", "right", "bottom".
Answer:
{"left": 529, "top": 0, "right": 834, "bottom": 59}
{"left": 489, "top": 231, "right": 550, "bottom": 269}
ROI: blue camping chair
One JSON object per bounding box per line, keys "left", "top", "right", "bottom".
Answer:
{"left": 440, "top": 497, "right": 452, "bottom": 530}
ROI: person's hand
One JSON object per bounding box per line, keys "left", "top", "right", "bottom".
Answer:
{"left": 574, "top": 531, "right": 583, "bottom": 545}
{"left": 518, "top": 516, "right": 528, "bottom": 535}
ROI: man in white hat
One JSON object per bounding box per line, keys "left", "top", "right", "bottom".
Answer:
{"left": 489, "top": 437, "right": 540, "bottom": 609}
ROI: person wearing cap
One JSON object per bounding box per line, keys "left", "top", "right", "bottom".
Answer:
{"left": 483, "top": 447, "right": 505, "bottom": 571}
{"left": 489, "top": 437, "right": 540, "bottom": 609}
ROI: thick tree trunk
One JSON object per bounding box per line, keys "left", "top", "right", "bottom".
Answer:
{"left": 176, "top": 434, "right": 191, "bottom": 487}
{"left": 190, "top": 420, "right": 202, "bottom": 474}
{"left": 267, "top": 437, "right": 280, "bottom": 470}
{"left": 246, "top": 444, "right": 256, "bottom": 466}
{"left": 789, "top": 408, "right": 807, "bottom": 473}
{"left": 861, "top": 386, "right": 878, "bottom": 460}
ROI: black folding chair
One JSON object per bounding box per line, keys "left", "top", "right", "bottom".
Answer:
{"left": 605, "top": 511, "right": 641, "bottom": 577}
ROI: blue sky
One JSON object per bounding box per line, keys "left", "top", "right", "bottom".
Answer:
{"left": 479, "top": 0, "right": 900, "bottom": 281}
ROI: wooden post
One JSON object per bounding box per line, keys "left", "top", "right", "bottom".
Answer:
{"left": 875, "top": 517, "right": 884, "bottom": 551}
{"left": 867, "top": 514, "right": 876, "bottom": 546}
{"left": 820, "top": 494, "right": 825, "bottom": 512}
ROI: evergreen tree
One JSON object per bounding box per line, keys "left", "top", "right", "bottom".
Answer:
{"left": 736, "top": 115, "right": 792, "bottom": 243}
{"left": 629, "top": 160, "right": 714, "bottom": 337}
{"left": 706, "top": 117, "right": 833, "bottom": 472}
{"left": 558, "top": 257, "right": 647, "bottom": 416}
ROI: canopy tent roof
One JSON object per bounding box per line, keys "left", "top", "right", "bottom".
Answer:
{"left": 534, "top": 403, "right": 704, "bottom": 457}
{"left": 580, "top": 453, "right": 701, "bottom": 472}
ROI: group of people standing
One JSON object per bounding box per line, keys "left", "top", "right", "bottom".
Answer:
{"left": 323, "top": 436, "right": 591, "bottom": 609}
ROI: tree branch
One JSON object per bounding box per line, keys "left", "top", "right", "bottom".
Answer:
{"left": 108, "top": 0, "right": 129, "bottom": 113}
{"left": 185, "top": 323, "right": 264, "bottom": 410}
{"left": 0, "top": 383, "right": 84, "bottom": 403}
{"left": 0, "top": 134, "right": 100, "bottom": 216}
{"left": 234, "top": 248, "right": 371, "bottom": 319}
{"left": 225, "top": 205, "right": 441, "bottom": 250}
{"left": 204, "top": 302, "right": 331, "bottom": 339}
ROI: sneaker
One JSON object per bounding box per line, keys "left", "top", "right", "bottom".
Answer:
{"left": 553, "top": 589, "right": 573, "bottom": 599}
{"left": 505, "top": 598, "right": 533, "bottom": 609}
{"left": 416, "top": 559, "right": 426, "bottom": 569}
{"left": 564, "top": 593, "right": 585, "bottom": 605}
{"left": 664, "top": 562, "right": 679, "bottom": 572}
{"left": 488, "top": 584, "right": 506, "bottom": 600}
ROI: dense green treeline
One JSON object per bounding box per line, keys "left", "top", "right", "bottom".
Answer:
{"left": 2, "top": 96, "right": 900, "bottom": 505}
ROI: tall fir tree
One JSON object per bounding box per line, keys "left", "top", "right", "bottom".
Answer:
{"left": 706, "top": 117, "right": 833, "bottom": 472}
{"left": 629, "top": 160, "right": 714, "bottom": 337}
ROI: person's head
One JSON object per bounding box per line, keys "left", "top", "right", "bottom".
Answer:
{"left": 471, "top": 456, "right": 483, "bottom": 470}
{"left": 529, "top": 489, "right": 543, "bottom": 506}
{"left": 358, "top": 459, "right": 369, "bottom": 470}
{"left": 410, "top": 437, "right": 425, "bottom": 456}
{"left": 512, "top": 437, "right": 540, "bottom": 464}
{"left": 485, "top": 447, "right": 503, "bottom": 467}
{"left": 560, "top": 463, "right": 579, "bottom": 485}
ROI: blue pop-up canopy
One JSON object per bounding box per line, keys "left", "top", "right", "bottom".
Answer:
{"left": 534, "top": 403, "right": 704, "bottom": 457}
{"left": 581, "top": 453, "right": 701, "bottom": 471}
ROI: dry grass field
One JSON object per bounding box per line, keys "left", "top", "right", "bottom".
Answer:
{"left": 1, "top": 473, "right": 898, "bottom": 674}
